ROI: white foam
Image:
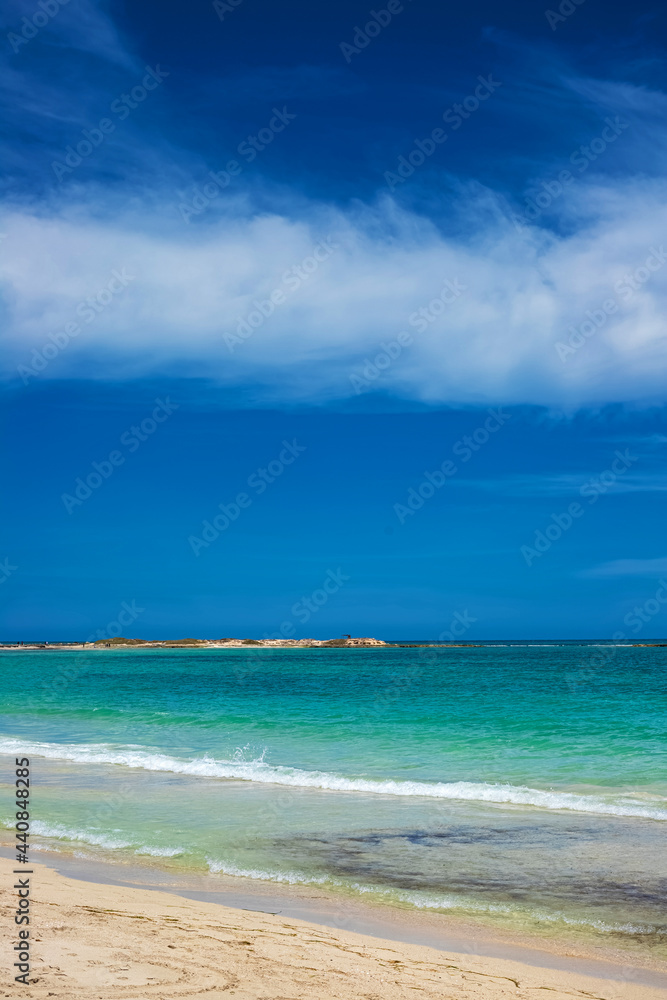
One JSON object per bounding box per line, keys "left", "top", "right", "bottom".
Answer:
{"left": 206, "top": 858, "right": 332, "bottom": 884}
{"left": 30, "top": 819, "right": 132, "bottom": 850}
{"left": 203, "top": 860, "right": 659, "bottom": 935}
{"left": 20, "top": 819, "right": 183, "bottom": 858}
{"left": 135, "top": 845, "right": 183, "bottom": 858}
{"left": 2, "top": 736, "right": 666, "bottom": 820}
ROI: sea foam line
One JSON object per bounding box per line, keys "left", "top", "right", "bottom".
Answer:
{"left": 4, "top": 814, "right": 655, "bottom": 937}
{"left": 30, "top": 819, "right": 132, "bottom": 851}
{"left": 24, "top": 819, "right": 183, "bottom": 857}
{"left": 1, "top": 736, "right": 666, "bottom": 820}
{"left": 204, "top": 858, "right": 658, "bottom": 935}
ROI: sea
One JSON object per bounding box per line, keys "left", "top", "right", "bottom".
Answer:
{"left": 1, "top": 643, "right": 666, "bottom": 956}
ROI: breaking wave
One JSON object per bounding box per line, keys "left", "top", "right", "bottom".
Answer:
{"left": 2, "top": 736, "right": 666, "bottom": 820}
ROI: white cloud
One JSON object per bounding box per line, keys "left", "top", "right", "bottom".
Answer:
{"left": 2, "top": 0, "right": 666, "bottom": 407}
{"left": 3, "top": 172, "right": 667, "bottom": 406}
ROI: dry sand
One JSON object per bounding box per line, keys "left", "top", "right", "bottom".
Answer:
{"left": 1, "top": 857, "right": 665, "bottom": 999}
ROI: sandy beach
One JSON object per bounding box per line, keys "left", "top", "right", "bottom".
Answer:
{"left": 2, "top": 856, "right": 665, "bottom": 1000}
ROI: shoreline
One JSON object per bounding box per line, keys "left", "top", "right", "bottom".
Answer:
{"left": 3, "top": 845, "right": 666, "bottom": 991}
{"left": 2, "top": 855, "right": 666, "bottom": 999}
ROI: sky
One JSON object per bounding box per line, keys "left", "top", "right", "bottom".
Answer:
{"left": 1, "top": 0, "right": 666, "bottom": 639}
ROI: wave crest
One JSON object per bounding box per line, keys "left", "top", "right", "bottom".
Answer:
{"left": 2, "top": 736, "right": 666, "bottom": 820}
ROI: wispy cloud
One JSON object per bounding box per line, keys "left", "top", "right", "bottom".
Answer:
{"left": 452, "top": 471, "right": 667, "bottom": 497}
{"left": 2, "top": 6, "right": 667, "bottom": 408}
{"left": 3, "top": 177, "right": 667, "bottom": 406}
{"left": 583, "top": 556, "right": 667, "bottom": 578}
{"left": 1, "top": 0, "right": 137, "bottom": 69}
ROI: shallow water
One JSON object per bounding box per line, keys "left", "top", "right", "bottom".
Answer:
{"left": 1, "top": 645, "right": 666, "bottom": 951}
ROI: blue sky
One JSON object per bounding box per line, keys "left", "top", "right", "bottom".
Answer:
{"left": 1, "top": 0, "right": 666, "bottom": 639}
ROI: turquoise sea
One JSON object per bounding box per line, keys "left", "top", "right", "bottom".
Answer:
{"left": 1, "top": 645, "right": 666, "bottom": 953}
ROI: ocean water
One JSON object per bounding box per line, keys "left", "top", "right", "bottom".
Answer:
{"left": 1, "top": 645, "right": 666, "bottom": 952}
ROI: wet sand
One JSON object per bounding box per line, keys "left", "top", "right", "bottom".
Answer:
{"left": 2, "top": 855, "right": 665, "bottom": 999}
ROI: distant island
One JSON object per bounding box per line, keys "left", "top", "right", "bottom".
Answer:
{"left": 2, "top": 636, "right": 485, "bottom": 650}
{"left": 93, "top": 636, "right": 392, "bottom": 648}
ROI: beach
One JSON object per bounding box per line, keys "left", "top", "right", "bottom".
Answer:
{"left": 3, "top": 855, "right": 666, "bottom": 999}
{"left": 2, "top": 644, "right": 666, "bottom": 993}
